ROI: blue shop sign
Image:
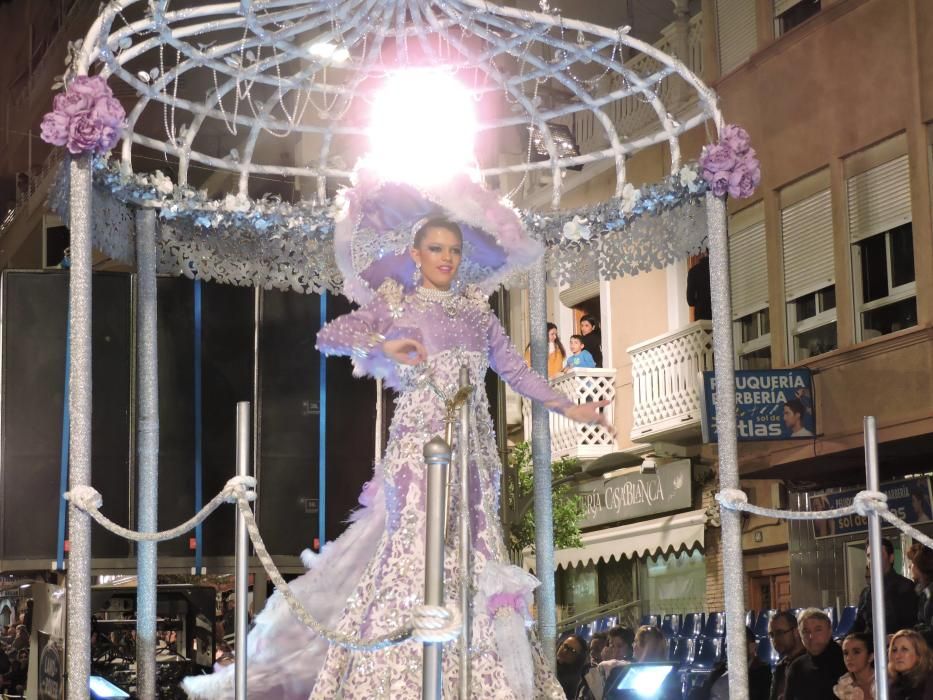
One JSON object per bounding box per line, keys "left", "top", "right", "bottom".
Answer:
{"left": 811, "top": 478, "right": 933, "bottom": 539}
{"left": 700, "top": 369, "right": 815, "bottom": 442}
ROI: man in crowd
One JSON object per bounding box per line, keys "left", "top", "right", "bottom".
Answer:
{"left": 783, "top": 608, "right": 846, "bottom": 700}
{"left": 853, "top": 537, "right": 917, "bottom": 636}
{"left": 768, "top": 610, "right": 806, "bottom": 700}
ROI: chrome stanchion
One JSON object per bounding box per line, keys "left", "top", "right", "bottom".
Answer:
{"left": 234, "top": 402, "right": 251, "bottom": 700}
{"left": 422, "top": 436, "right": 452, "bottom": 700}
{"left": 457, "top": 366, "right": 472, "bottom": 700}
{"left": 864, "top": 416, "right": 889, "bottom": 700}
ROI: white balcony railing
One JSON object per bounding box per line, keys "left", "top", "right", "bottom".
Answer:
{"left": 522, "top": 368, "right": 617, "bottom": 461}
{"left": 628, "top": 320, "right": 713, "bottom": 442}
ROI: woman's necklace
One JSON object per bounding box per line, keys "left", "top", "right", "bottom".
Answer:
{"left": 416, "top": 286, "right": 460, "bottom": 317}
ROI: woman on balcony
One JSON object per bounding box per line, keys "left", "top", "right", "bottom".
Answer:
{"left": 524, "top": 322, "right": 567, "bottom": 378}
{"left": 579, "top": 314, "right": 603, "bottom": 367}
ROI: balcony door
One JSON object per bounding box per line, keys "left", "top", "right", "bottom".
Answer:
{"left": 748, "top": 568, "right": 791, "bottom": 611}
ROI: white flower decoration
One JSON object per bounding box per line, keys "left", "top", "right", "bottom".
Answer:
{"left": 621, "top": 183, "right": 641, "bottom": 214}
{"left": 150, "top": 170, "right": 175, "bottom": 196}
{"left": 679, "top": 165, "right": 701, "bottom": 193}
{"left": 223, "top": 193, "right": 251, "bottom": 213}
{"left": 332, "top": 189, "right": 350, "bottom": 223}
{"left": 562, "top": 215, "right": 592, "bottom": 241}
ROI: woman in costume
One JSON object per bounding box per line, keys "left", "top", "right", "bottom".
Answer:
{"left": 183, "top": 170, "right": 609, "bottom": 699}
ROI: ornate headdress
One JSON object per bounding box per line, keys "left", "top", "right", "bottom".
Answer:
{"left": 334, "top": 167, "right": 542, "bottom": 304}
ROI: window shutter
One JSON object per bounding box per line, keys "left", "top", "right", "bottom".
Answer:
{"left": 774, "top": 0, "right": 805, "bottom": 17}
{"left": 559, "top": 280, "right": 600, "bottom": 308}
{"left": 717, "top": 0, "right": 758, "bottom": 75}
{"left": 781, "top": 189, "right": 834, "bottom": 301}
{"left": 847, "top": 154, "right": 912, "bottom": 243}
{"left": 729, "top": 213, "right": 768, "bottom": 320}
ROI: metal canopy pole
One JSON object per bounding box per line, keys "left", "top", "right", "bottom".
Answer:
{"left": 66, "top": 154, "right": 93, "bottom": 700}
{"left": 706, "top": 192, "right": 749, "bottom": 698}
{"left": 422, "top": 437, "right": 452, "bottom": 700}
{"left": 864, "top": 416, "right": 890, "bottom": 700}
{"left": 458, "top": 365, "right": 473, "bottom": 699}
{"left": 528, "top": 256, "right": 557, "bottom": 666}
{"left": 134, "top": 208, "right": 159, "bottom": 700}
{"left": 234, "top": 402, "right": 251, "bottom": 700}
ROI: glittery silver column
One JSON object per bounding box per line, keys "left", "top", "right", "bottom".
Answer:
{"left": 66, "top": 154, "right": 93, "bottom": 700}
{"left": 706, "top": 192, "right": 748, "bottom": 699}
{"left": 864, "top": 417, "right": 890, "bottom": 700}
{"left": 422, "top": 436, "right": 451, "bottom": 700}
{"left": 528, "top": 256, "right": 557, "bottom": 668}
{"left": 458, "top": 365, "right": 473, "bottom": 699}
{"left": 135, "top": 208, "right": 159, "bottom": 700}
{"left": 235, "top": 402, "right": 251, "bottom": 700}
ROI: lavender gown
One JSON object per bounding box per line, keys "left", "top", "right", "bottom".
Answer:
{"left": 183, "top": 280, "right": 570, "bottom": 700}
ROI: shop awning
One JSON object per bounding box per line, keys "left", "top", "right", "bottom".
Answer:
{"left": 522, "top": 508, "right": 707, "bottom": 572}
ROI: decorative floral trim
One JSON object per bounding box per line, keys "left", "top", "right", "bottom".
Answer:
{"left": 41, "top": 75, "right": 125, "bottom": 155}
{"left": 699, "top": 124, "right": 761, "bottom": 199}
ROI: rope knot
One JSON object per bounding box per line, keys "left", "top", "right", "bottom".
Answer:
{"left": 65, "top": 485, "right": 104, "bottom": 512}
{"left": 224, "top": 475, "right": 258, "bottom": 502}
{"left": 411, "top": 605, "right": 462, "bottom": 643}
{"left": 716, "top": 488, "right": 748, "bottom": 511}
{"left": 853, "top": 490, "right": 888, "bottom": 517}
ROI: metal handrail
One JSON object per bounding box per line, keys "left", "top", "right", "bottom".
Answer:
{"left": 557, "top": 598, "right": 642, "bottom": 633}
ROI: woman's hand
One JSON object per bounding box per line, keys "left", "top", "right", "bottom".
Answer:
{"left": 382, "top": 338, "right": 428, "bottom": 365}
{"left": 563, "top": 400, "right": 614, "bottom": 432}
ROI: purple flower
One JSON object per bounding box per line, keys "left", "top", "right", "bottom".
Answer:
{"left": 720, "top": 124, "right": 752, "bottom": 156}
{"left": 727, "top": 162, "right": 761, "bottom": 199}
{"left": 91, "top": 96, "right": 125, "bottom": 127}
{"left": 699, "top": 143, "right": 737, "bottom": 175}
{"left": 705, "top": 169, "right": 731, "bottom": 198}
{"left": 40, "top": 111, "right": 71, "bottom": 147}
{"left": 69, "top": 75, "right": 111, "bottom": 101}
{"left": 66, "top": 114, "right": 104, "bottom": 155}
{"left": 52, "top": 90, "right": 94, "bottom": 117}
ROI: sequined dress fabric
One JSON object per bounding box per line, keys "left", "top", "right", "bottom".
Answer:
{"left": 312, "top": 283, "right": 569, "bottom": 699}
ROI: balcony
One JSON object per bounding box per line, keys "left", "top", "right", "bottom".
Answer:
{"left": 628, "top": 320, "right": 713, "bottom": 443}
{"left": 522, "top": 368, "right": 617, "bottom": 461}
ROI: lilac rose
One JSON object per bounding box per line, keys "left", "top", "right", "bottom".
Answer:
{"left": 66, "top": 113, "right": 104, "bottom": 155}
{"left": 705, "top": 169, "right": 731, "bottom": 198}
{"left": 700, "top": 143, "right": 737, "bottom": 175}
{"left": 92, "top": 95, "right": 125, "bottom": 128}
{"left": 40, "top": 111, "right": 71, "bottom": 147}
{"left": 720, "top": 124, "right": 751, "bottom": 156}
{"left": 727, "top": 162, "right": 761, "bottom": 199}
{"left": 69, "top": 75, "right": 110, "bottom": 101}
{"left": 52, "top": 90, "right": 94, "bottom": 117}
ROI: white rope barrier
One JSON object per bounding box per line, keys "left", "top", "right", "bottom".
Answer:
{"left": 717, "top": 487, "right": 933, "bottom": 549}
{"left": 64, "top": 477, "right": 462, "bottom": 651}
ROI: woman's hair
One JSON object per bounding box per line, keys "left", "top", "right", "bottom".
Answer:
{"left": 413, "top": 217, "right": 463, "bottom": 248}
{"left": 907, "top": 542, "right": 933, "bottom": 582}
{"left": 634, "top": 625, "right": 666, "bottom": 661}
{"left": 580, "top": 314, "right": 599, "bottom": 331}
{"left": 843, "top": 632, "right": 874, "bottom": 658}
{"left": 547, "top": 322, "right": 566, "bottom": 358}
{"left": 888, "top": 629, "right": 933, "bottom": 685}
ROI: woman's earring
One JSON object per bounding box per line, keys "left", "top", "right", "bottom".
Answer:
{"left": 412, "top": 263, "right": 422, "bottom": 286}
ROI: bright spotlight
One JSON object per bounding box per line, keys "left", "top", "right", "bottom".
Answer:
{"left": 308, "top": 42, "right": 350, "bottom": 64}
{"left": 367, "top": 68, "right": 476, "bottom": 186}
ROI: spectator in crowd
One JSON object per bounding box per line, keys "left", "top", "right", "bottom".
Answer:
{"left": 769, "top": 610, "right": 807, "bottom": 700}
{"left": 709, "top": 626, "right": 772, "bottom": 700}
{"left": 686, "top": 252, "right": 712, "bottom": 321}
{"left": 10, "top": 625, "right": 28, "bottom": 652}
{"left": 833, "top": 633, "right": 875, "bottom": 699}
{"left": 579, "top": 315, "right": 602, "bottom": 368}
{"left": 603, "top": 626, "right": 635, "bottom": 662}
{"left": 631, "top": 625, "right": 667, "bottom": 662}
{"left": 524, "top": 322, "right": 567, "bottom": 378}
{"left": 908, "top": 543, "right": 933, "bottom": 640}
{"left": 784, "top": 608, "right": 846, "bottom": 700}
{"left": 556, "top": 634, "right": 588, "bottom": 699}
{"left": 888, "top": 629, "right": 933, "bottom": 700}
{"left": 563, "top": 335, "right": 596, "bottom": 372}
{"left": 855, "top": 538, "right": 918, "bottom": 636}
{"left": 588, "top": 632, "right": 608, "bottom": 667}
{"left": 576, "top": 632, "right": 608, "bottom": 700}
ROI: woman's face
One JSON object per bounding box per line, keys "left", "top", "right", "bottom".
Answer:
{"left": 548, "top": 327, "right": 558, "bottom": 343}
{"left": 580, "top": 319, "right": 594, "bottom": 335}
{"left": 890, "top": 637, "right": 920, "bottom": 674}
{"left": 411, "top": 226, "right": 462, "bottom": 291}
{"left": 556, "top": 636, "right": 585, "bottom": 665}
{"left": 843, "top": 638, "right": 873, "bottom": 675}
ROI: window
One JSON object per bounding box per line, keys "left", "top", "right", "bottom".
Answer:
{"left": 736, "top": 308, "right": 771, "bottom": 369}
{"left": 847, "top": 152, "right": 916, "bottom": 340}
{"left": 774, "top": 0, "right": 821, "bottom": 36}
{"left": 781, "top": 181, "right": 835, "bottom": 361}
{"left": 716, "top": 0, "right": 758, "bottom": 75}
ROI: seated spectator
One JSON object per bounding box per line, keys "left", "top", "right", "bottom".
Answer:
{"left": 563, "top": 335, "right": 596, "bottom": 372}
{"left": 579, "top": 315, "right": 602, "bottom": 368}
{"left": 603, "top": 626, "right": 635, "bottom": 662}
{"left": 576, "top": 632, "right": 608, "bottom": 700}
{"left": 854, "top": 538, "right": 918, "bottom": 637}
{"left": 588, "top": 632, "right": 608, "bottom": 667}
{"left": 888, "top": 629, "right": 933, "bottom": 700}
{"left": 631, "top": 625, "right": 667, "bottom": 662}
{"left": 770, "top": 609, "right": 807, "bottom": 700}
{"left": 709, "top": 626, "right": 772, "bottom": 700}
{"left": 10, "top": 625, "right": 28, "bottom": 652}
{"left": 908, "top": 543, "right": 933, "bottom": 644}
{"left": 834, "top": 633, "right": 875, "bottom": 699}
{"left": 556, "top": 634, "right": 588, "bottom": 699}
{"left": 784, "top": 608, "right": 846, "bottom": 700}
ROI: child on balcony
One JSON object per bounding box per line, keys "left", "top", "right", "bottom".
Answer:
{"left": 563, "top": 334, "right": 597, "bottom": 372}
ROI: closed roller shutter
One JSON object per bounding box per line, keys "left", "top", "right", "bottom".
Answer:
{"left": 729, "top": 207, "right": 768, "bottom": 320}
{"left": 847, "top": 154, "right": 912, "bottom": 243}
{"left": 781, "top": 189, "right": 834, "bottom": 300}
{"left": 717, "top": 0, "right": 758, "bottom": 75}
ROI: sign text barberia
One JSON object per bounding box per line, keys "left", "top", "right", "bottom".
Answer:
{"left": 575, "top": 459, "right": 693, "bottom": 529}
{"left": 700, "top": 369, "right": 816, "bottom": 442}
